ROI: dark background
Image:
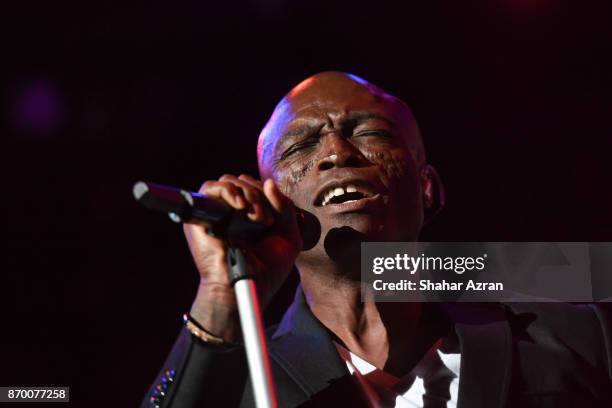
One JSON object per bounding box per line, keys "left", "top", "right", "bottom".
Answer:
{"left": 4, "top": 1, "right": 612, "bottom": 406}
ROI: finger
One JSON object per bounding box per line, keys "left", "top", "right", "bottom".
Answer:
{"left": 201, "top": 181, "right": 247, "bottom": 210}
{"left": 183, "top": 222, "right": 220, "bottom": 255}
{"left": 264, "top": 179, "right": 295, "bottom": 225}
{"left": 220, "top": 173, "right": 262, "bottom": 188}
{"left": 263, "top": 178, "right": 296, "bottom": 222}
{"left": 183, "top": 221, "right": 211, "bottom": 245}
{"left": 238, "top": 174, "right": 264, "bottom": 189}
{"left": 263, "top": 179, "right": 301, "bottom": 246}
{"left": 233, "top": 180, "right": 268, "bottom": 223}
{"left": 219, "top": 175, "right": 269, "bottom": 223}
{"left": 221, "top": 174, "right": 264, "bottom": 198}
{"left": 237, "top": 175, "right": 274, "bottom": 225}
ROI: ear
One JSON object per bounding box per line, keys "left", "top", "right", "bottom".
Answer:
{"left": 421, "top": 164, "right": 445, "bottom": 225}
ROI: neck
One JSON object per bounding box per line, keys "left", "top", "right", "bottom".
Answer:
{"left": 299, "top": 266, "right": 441, "bottom": 375}
{"left": 301, "top": 271, "right": 384, "bottom": 339}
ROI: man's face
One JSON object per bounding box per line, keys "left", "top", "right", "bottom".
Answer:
{"left": 258, "top": 72, "right": 426, "bottom": 259}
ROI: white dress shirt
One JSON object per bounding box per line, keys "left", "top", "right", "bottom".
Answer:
{"left": 334, "top": 340, "right": 461, "bottom": 408}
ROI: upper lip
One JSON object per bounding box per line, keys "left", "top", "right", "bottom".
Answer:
{"left": 313, "top": 177, "right": 384, "bottom": 207}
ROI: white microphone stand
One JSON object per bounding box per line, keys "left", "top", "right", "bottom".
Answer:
{"left": 227, "top": 246, "right": 278, "bottom": 408}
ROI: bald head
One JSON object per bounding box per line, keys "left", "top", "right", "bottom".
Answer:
{"left": 257, "top": 71, "right": 425, "bottom": 179}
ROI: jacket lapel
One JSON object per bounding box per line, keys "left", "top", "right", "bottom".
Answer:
{"left": 443, "top": 304, "right": 513, "bottom": 408}
{"left": 269, "top": 285, "right": 352, "bottom": 402}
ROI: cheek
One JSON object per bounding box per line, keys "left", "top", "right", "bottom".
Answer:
{"left": 287, "top": 158, "right": 315, "bottom": 185}
{"left": 363, "top": 149, "right": 410, "bottom": 182}
{"left": 274, "top": 159, "right": 316, "bottom": 207}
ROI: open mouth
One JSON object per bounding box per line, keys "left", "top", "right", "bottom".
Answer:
{"left": 315, "top": 183, "right": 376, "bottom": 207}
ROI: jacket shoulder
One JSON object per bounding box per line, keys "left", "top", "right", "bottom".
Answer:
{"left": 504, "top": 302, "right": 612, "bottom": 378}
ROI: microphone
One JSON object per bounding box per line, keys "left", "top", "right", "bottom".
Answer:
{"left": 132, "top": 181, "right": 268, "bottom": 240}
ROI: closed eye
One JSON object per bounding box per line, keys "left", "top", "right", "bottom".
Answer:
{"left": 352, "top": 129, "right": 393, "bottom": 139}
{"left": 280, "top": 139, "right": 319, "bottom": 160}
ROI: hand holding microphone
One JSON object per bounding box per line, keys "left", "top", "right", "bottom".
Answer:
{"left": 135, "top": 174, "right": 302, "bottom": 343}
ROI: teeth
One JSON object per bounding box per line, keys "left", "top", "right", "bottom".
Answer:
{"left": 321, "top": 185, "right": 365, "bottom": 206}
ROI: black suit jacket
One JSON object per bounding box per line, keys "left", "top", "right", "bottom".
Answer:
{"left": 142, "top": 286, "right": 612, "bottom": 407}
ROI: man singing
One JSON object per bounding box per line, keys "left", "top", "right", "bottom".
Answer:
{"left": 142, "top": 72, "right": 612, "bottom": 407}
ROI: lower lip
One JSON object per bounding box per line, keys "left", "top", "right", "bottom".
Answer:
{"left": 320, "top": 193, "right": 385, "bottom": 214}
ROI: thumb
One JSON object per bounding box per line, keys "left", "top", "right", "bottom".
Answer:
{"left": 263, "top": 179, "right": 292, "bottom": 214}
{"left": 263, "top": 179, "right": 301, "bottom": 237}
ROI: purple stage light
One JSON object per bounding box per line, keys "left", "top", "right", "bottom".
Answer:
{"left": 12, "top": 79, "right": 64, "bottom": 136}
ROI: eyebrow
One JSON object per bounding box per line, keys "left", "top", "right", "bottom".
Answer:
{"left": 343, "top": 111, "right": 396, "bottom": 128}
{"left": 282, "top": 112, "right": 395, "bottom": 140}
{"left": 282, "top": 123, "right": 322, "bottom": 140}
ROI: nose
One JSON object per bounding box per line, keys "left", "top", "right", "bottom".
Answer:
{"left": 316, "top": 133, "right": 369, "bottom": 172}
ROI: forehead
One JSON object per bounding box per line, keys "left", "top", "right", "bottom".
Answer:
{"left": 281, "top": 74, "right": 398, "bottom": 123}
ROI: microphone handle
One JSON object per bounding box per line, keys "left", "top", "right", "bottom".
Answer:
{"left": 133, "top": 181, "right": 268, "bottom": 240}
